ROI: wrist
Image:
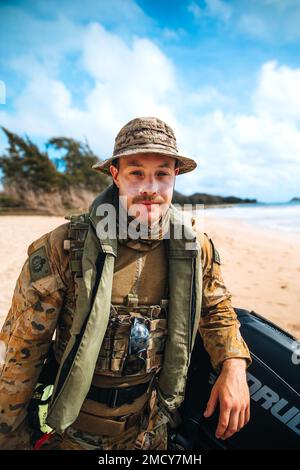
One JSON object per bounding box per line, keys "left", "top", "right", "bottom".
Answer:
{"left": 221, "top": 357, "right": 247, "bottom": 371}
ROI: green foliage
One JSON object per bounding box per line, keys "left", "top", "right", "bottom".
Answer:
{"left": 0, "top": 193, "right": 21, "bottom": 207}
{"left": 47, "top": 136, "right": 109, "bottom": 191}
{"left": 0, "top": 128, "right": 110, "bottom": 193}
{"left": 0, "top": 128, "right": 64, "bottom": 191}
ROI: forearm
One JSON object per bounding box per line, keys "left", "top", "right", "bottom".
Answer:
{"left": 0, "top": 258, "right": 66, "bottom": 447}
{"left": 221, "top": 357, "right": 247, "bottom": 372}
{"left": 0, "top": 311, "right": 57, "bottom": 449}
{"left": 199, "top": 299, "right": 252, "bottom": 373}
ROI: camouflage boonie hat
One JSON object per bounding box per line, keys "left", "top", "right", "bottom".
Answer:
{"left": 92, "top": 117, "right": 197, "bottom": 175}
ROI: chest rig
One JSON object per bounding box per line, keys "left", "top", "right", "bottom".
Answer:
{"left": 63, "top": 214, "right": 169, "bottom": 380}
{"left": 46, "top": 184, "right": 202, "bottom": 434}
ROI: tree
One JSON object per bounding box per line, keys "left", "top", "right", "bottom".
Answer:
{"left": 0, "top": 127, "right": 64, "bottom": 191}
{"left": 47, "top": 136, "right": 109, "bottom": 191}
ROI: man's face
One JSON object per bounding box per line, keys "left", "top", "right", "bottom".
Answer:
{"left": 110, "top": 153, "right": 179, "bottom": 225}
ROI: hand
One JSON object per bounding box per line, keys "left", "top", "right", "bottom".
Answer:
{"left": 203, "top": 358, "right": 250, "bottom": 440}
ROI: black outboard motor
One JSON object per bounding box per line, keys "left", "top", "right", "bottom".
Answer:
{"left": 169, "top": 308, "right": 300, "bottom": 450}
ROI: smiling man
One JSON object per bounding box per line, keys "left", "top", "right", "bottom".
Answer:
{"left": 0, "top": 117, "right": 252, "bottom": 450}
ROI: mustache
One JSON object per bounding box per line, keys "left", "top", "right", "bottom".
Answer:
{"left": 132, "top": 196, "right": 163, "bottom": 203}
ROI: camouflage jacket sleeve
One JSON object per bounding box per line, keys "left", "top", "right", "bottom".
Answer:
{"left": 0, "top": 223, "right": 70, "bottom": 449}
{"left": 194, "top": 224, "right": 252, "bottom": 374}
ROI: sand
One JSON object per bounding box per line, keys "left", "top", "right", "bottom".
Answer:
{"left": 201, "top": 212, "right": 300, "bottom": 339}
{"left": 0, "top": 213, "right": 299, "bottom": 339}
{"left": 0, "top": 216, "right": 66, "bottom": 322}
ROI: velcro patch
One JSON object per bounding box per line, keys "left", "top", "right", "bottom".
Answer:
{"left": 29, "top": 246, "right": 51, "bottom": 281}
{"left": 210, "top": 239, "right": 221, "bottom": 265}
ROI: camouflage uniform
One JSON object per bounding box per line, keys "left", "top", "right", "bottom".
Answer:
{"left": 0, "top": 219, "right": 252, "bottom": 450}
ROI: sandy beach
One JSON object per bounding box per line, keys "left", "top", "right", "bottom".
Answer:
{"left": 0, "top": 213, "right": 299, "bottom": 339}
{"left": 201, "top": 212, "right": 300, "bottom": 339}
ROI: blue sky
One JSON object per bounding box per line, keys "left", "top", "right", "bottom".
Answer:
{"left": 1, "top": 0, "right": 300, "bottom": 202}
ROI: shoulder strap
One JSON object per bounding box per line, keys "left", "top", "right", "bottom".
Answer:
{"left": 64, "top": 213, "right": 90, "bottom": 278}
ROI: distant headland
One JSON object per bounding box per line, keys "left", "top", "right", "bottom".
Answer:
{"left": 172, "top": 190, "right": 257, "bottom": 206}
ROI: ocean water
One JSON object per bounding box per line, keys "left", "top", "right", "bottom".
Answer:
{"left": 202, "top": 200, "right": 300, "bottom": 234}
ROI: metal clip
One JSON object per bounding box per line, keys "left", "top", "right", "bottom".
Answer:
{"left": 125, "top": 293, "right": 139, "bottom": 307}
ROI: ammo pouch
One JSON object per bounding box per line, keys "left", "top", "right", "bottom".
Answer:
{"left": 94, "top": 302, "right": 168, "bottom": 377}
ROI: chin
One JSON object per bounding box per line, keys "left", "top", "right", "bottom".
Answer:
{"left": 138, "top": 213, "right": 159, "bottom": 226}
{"left": 133, "top": 204, "right": 161, "bottom": 224}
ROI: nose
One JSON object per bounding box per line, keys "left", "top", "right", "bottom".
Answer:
{"left": 139, "top": 175, "right": 158, "bottom": 196}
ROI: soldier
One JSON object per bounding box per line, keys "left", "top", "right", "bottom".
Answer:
{"left": 0, "top": 117, "right": 252, "bottom": 450}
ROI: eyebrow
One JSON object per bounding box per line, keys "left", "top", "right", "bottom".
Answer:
{"left": 126, "top": 160, "right": 173, "bottom": 168}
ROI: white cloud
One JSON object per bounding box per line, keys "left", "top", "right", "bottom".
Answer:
{"left": 188, "top": 1, "right": 203, "bottom": 20}
{"left": 161, "top": 28, "right": 186, "bottom": 41}
{"left": 1, "top": 16, "right": 300, "bottom": 202}
{"left": 173, "top": 61, "right": 300, "bottom": 201}
{"left": 238, "top": 14, "right": 268, "bottom": 39}
{"left": 188, "top": 0, "right": 300, "bottom": 42}
{"left": 82, "top": 24, "right": 176, "bottom": 97}
{"left": 188, "top": 0, "right": 232, "bottom": 23}
{"left": 175, "top": 105, "right": 300, "bottom": 202}
{"left": 253, "top": 61, "right": 300, "bottom": 121}
{"left": 237, "top": 0, "right": 300, "bottom": 42}
{"left": 0, "top": 22, "right": 177, "bottom": 160}
{"left": 0, "top": 81, "right": 6, "bottom": 105}
{"left": 205, "top": 0, "right": 232, "bottom": 22}
{"left": 183, "top": 86, "right": 235, "bottom": 109}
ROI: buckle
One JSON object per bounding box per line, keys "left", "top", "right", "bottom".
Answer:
{"left": 108, "top": 386, "right": 135, "bottom": 408}
{"left": 107, "top": 383, "right": 149, "bottom": 408}
{"left": 125, "top": 293, "right": 139, "bottom": 307}
{"left": 108, "top": 388, "right": 120, "bottom": 408}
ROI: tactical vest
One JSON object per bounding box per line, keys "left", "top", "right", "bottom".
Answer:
{"left": 46, "top": 184, "right": 202, "bottom": 434}
{"left": 92, "top": 303, "right": 168, "bottom": 378}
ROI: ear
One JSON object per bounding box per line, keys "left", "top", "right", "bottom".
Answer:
{"left": 174, "top": 168, "right": 180, "bottom": 176}
{"left": 109, "top": 164, "right": 120, "bottom": 188}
